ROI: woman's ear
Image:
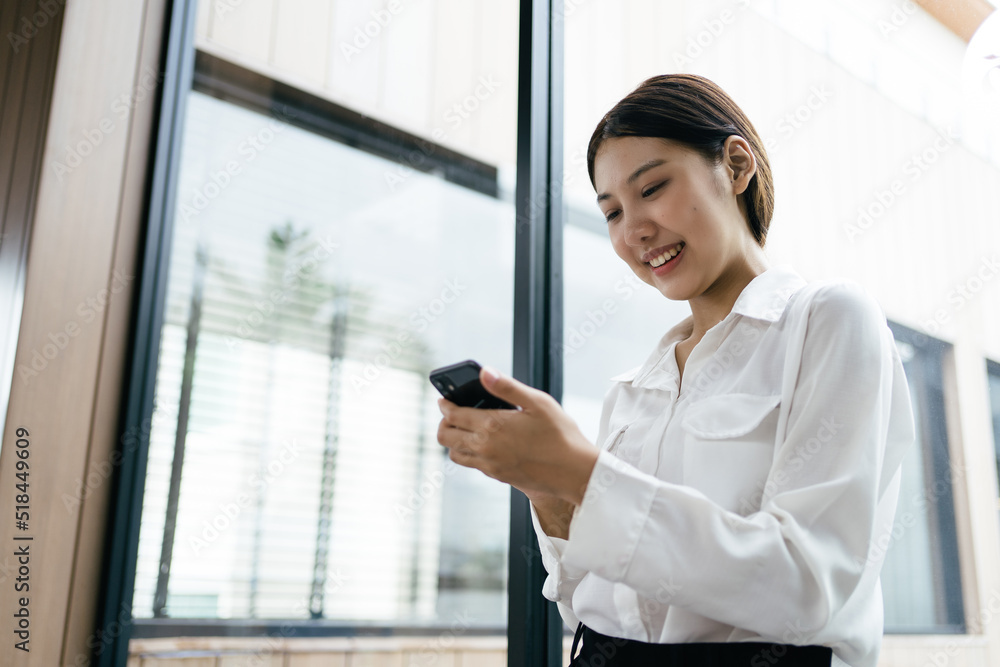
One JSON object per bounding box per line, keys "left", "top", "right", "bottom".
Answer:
{"left": 723, "top": 135, "right": 756, "bottom": 195}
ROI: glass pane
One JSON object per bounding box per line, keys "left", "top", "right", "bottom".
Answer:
{"left": 989, "top": 363, "right": 1000, "bottom": 511}
{"left": 879, "top": 337, "right": 948, "bottom": 631}
{"left": 132, "top": 0, "right": 520, "bottom": 659}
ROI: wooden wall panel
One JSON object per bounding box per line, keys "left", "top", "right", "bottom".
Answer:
{"left": 945, "top": 336, "right": 1000, "bottom": 663}
{"left": 61, "top": 1, "right": 173, "bottom": 664}
{"left": 0, "top": 0, "right": 62, "bottom": 441}
{"left": 914, "top": 0, "right": 995, "bottom": 41}
{"left": 123, "top": 636, "right": 582, "bottom": 667}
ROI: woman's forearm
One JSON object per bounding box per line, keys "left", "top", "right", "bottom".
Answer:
{"left": 532, "top": 496, "right": 576, "bottom": 540}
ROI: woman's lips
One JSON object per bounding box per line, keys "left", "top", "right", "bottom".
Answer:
{"left": 649, "top": 242, "right": 684, "bottom": 276}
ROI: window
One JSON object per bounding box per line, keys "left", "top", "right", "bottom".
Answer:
{"left": 880, "top": 325, "right": 963, "bottom": 632}
{"left": 133, "top": 87, "right": 514, "bottom": 626}
{"left": 130, "top": 0, "right": 521, "bottom": 638}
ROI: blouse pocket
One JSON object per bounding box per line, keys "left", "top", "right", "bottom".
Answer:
{"left": 680, "top": 393, "right": 781, "bottom": 514}
{"left": 602, "top": 424, "right": 629, "bottom": 456}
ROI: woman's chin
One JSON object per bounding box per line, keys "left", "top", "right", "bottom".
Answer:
{"left": 649, "top": 273, "right": 693, "bottom": 301}
{"left": 657, "top": 286, "right": 691, "bottom": 302}
{"left": 630, "top": 268, "right": 691, "bottom": 301}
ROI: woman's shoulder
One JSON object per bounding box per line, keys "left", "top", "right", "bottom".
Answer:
{"left": 782, "top": 277, "right": 892, "bottom": 361}
{"left": 787, "top": 276, "right": 887, "bottom": 326}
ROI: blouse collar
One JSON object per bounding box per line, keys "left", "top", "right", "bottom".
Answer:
{"left": 609, "top": 264, "right": 807, "bottom": 389}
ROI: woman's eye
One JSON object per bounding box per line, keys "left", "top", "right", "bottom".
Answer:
{"left": 641, "top": 181, "right": 665, "bottom": 197}
{"left": 604, "top": 181, "right": 665, "bottom": 222}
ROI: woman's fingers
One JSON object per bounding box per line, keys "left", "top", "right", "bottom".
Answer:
{"left": 436, "top": 418, "right": 476, "bottom": 458}
{"left": 478, "top": 365, "right": 549, "bottom": 411}
{"left": 437, "top": 399, "right": 523, "bottom": 470}
{"left": 438, "top": 398, "right": 486, "bottom": 432}
{"left": 438, "top": 397, "right": 520, "bottom": 435}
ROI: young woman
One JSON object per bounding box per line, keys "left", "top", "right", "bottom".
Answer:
{"left": 436, "top": 74, "right": 914, "bottom": 667}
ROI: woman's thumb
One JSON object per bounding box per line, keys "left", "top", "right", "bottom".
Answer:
{"left": 480, "top": 365, "right": 532, "bottom": 408}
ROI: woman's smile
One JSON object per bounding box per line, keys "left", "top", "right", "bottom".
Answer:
{"left": 645, "top": 241, "right": 686, "bottom": 275}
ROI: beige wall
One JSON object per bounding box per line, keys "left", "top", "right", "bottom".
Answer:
{"left": 193, "top": 0, "right": 519, "bottom": 168}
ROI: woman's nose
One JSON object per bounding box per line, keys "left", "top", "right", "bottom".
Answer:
{"left": 623, "top": 212, "right": 656, "bottom": 245}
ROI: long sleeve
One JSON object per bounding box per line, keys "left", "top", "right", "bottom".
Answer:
{"left": 529, "top": 502, "right": 585, "bottom": 630}
{"left": 528, "top": 364, "right": 636, "bottom": 629}
{"left": 557, "top": 282, "right": 915, "bottom": 645}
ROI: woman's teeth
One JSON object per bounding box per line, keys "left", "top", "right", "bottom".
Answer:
{"left": 649, "top": 242, "right": 685, "bottom": 267}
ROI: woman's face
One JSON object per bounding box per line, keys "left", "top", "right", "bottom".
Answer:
{"left": 593, "top": 135, "right": 757, "bottom": 302}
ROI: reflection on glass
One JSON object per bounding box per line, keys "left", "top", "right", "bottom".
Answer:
{"left": 133, "top": 91, "right": 514, "bottom": 627}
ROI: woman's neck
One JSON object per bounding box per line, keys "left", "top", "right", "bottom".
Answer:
{"left": 686, "top": 252, "right": 771, "bottom": 340}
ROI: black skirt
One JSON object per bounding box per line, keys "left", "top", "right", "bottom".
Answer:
{"left": 569, "top": 622, "right": 834, "bottom": 666}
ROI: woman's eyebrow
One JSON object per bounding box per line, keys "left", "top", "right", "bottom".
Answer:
{"left": 596, "top": 158, "right": 669, "bottom": 203}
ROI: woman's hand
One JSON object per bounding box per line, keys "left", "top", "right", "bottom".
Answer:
{"left": 436, "top": 366, "right": 599, "bottom": 506}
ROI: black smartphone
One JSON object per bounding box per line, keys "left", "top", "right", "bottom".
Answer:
{"left": 429, "top": 359, "right": 517, "bottom": 410}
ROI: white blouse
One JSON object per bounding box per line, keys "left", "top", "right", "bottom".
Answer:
{"left": 531, "top": 264, "right": 915, "bottom": 667}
